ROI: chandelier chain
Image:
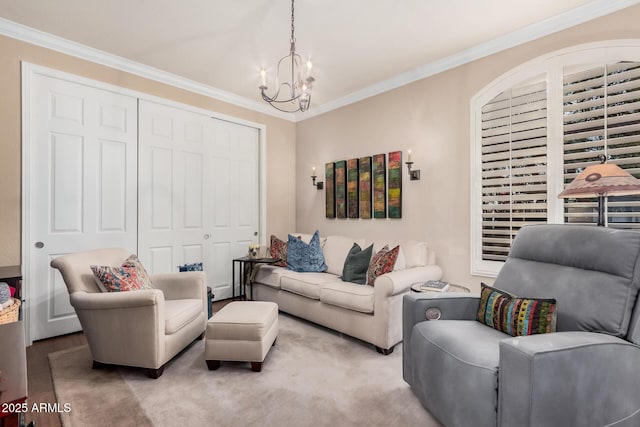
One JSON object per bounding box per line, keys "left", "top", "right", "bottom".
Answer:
{"left": 290, "top": 0, "right": 296, "bottom": 44}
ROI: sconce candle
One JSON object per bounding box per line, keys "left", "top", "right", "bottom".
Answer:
{"left": 408, "top": 149, "right": 412, "bottom": 162}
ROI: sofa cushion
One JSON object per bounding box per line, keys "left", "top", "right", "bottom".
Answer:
{"left": 401, "top": 240, "right": 429, "bottom": 267}
{"left": 280, "top": 272, "right": 340, "bottom": 300}
{"left": 320, "top": 281, "right": 375, "bottom": 313}
{"left": 366, "top": 245, "right": 400, "bottom": 286}
{"left": 164, "top": 299, "right": 202, "bottom": 335}
{"left": 287, "top": 231, "right": 327, "bottom": 272}
{"left": 342, "top": 243, "right": 374, "bottom": 285}
{"left": 324, "top": 236, "right": 367, "bottom": 275}
{"left": 476, "top": 283, "right": 557, "bottom": 337}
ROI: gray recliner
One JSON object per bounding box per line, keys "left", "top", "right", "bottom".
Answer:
{"left": 403, "top": 224, "right": 640, "bottom": 427}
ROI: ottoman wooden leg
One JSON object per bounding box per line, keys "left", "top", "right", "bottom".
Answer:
{"left": 251, "top": 362, "right": 262, "bottom": 372}
{"left": 206, "top": 360, "right": 221, "bottom": 371}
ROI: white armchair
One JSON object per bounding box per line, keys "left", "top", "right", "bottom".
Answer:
{"left": 51, "top": 248, "right": 207, "bottom": 378}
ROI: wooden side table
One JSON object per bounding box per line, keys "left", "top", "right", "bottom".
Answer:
{"left": 0, "top": 321, "right": 27, "bottom": 427}
{"left": 232, "top": 257, "right": 281, "bottom": 301}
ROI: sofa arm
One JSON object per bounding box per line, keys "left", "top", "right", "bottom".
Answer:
{"left": 374, "top": 265, "right": 443, "bottom": 297}
{"left": 499, "top": 332, "right": 640, "bottom": 427}
{"left": 151, "top": 272, "right": 206, "bottom": 301}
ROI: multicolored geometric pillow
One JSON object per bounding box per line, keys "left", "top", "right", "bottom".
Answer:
{"left": 90, "top": 265, "right": 144, "bottom": 292}
{"left": 476, "top": 283, "right": 557, "bottom": 337}
{"left": 122, "top": 254, "right": 153, "bottom": 289}
{"left": 270, "top": 235, "right": 288, "bottom": 267}
{"left": 366, "top": 245, "right": 400, "bottom": 286}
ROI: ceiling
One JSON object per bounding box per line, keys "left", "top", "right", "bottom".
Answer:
{"left": 0, "top": 0, "right": 638, "bottom": 120}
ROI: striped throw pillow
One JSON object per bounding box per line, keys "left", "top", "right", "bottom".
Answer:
{"left": 476, "top": 283, "right": 557, "bottom": 337}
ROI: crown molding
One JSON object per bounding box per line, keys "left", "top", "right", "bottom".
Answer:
{"left": 0, "top": 17, "right": 296, "bottom": 123}
{"left": 1, "top": 0, "right": 639, "bottom": 124}
{"left": 297, "top": 0, "right": 640, "bottom": 121}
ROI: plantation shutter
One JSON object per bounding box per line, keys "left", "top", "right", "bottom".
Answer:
{"left": 480, "top": 81, "right": 547, "bottom": 262}
{"left": 563, "top": 62, "right": 640, "bottom": 228}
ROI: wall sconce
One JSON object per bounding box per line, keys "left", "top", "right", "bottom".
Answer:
{"left": 405, "top": 149, "right": 421, "bottom": 181}
{"left": 311, "top": 166, "right": 323, "bottom": 190}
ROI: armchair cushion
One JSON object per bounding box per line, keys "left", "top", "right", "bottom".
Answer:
{"left": 122, "top": 254, "right": 153, "bottom": 289}
{"left": 477, "top": 283, "right": 557, "bottom": 336}
{"left": 164, "top": 299, "right": 203, "bottom": 335}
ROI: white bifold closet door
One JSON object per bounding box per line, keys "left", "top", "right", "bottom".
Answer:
{"left": 27, "top": 73, "right": 138, "bottom": 341}
{"left": 138, "top": 100, "right": 260, "bottom": 300}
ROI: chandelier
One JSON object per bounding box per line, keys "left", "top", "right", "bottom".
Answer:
{"left": 259, "top": 0, "right": 315, "bottom": 113}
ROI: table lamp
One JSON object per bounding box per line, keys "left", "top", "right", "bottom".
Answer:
{"left": 558, "top": 154, "right": 640, "bottom": 226}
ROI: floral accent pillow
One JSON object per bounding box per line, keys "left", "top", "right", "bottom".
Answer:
{"left": 366, "top": 245, "right": 400, "bottom": 286}
{"left": 91, "top": 265, "right": 143, "bottom": 292}
{"left": 122, "top": 254, "right": 153, "bottom": 289}
{"left": 270, "top": 235, "right": 288, "bottom": 267}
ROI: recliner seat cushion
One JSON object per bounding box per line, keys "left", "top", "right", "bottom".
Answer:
{"left": 165, "top": 299, "right": 202, "bottom": 335}
{"left": 410, "top": 320, "right": 504, "bottom": 427}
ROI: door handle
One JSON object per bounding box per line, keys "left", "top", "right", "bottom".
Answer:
{"left": 204, "top": 234, "right": 210, "bottom": 240}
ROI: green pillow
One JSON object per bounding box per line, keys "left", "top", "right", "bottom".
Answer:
{"left": 341, "top": 243, "right": 374, "bottom": 285}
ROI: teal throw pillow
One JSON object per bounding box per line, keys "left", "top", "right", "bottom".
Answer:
{"left": 287, "top": 230, "right": 328, "bottom": 272}
{"left": 341, "top": 243, "right": 373, "bottom": 285}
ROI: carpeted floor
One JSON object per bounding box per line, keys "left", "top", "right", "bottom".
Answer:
{"left": 49, "top": 313, "right": 441, "bottom": 427}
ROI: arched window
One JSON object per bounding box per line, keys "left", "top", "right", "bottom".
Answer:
{"left": 471, "top": 41, "right": 640, "bottom": 277}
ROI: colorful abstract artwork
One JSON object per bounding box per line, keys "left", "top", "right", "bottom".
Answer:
{"left": 388, "top": 151, "right": 402, "bottom": 218}
{"left": 359, "top": 156, "right": 372, "bottom": 219}
{"left": 372, "top": 154, "right": 387, "bottom": 218}
{"left": 325, "top": 162, "right": 335, "bottom": 218}
{"left": 335, "top": 160, "right": 347, "bottom": 219}
{"left": 347, "top": 158, "right": 359, "bottom": 219}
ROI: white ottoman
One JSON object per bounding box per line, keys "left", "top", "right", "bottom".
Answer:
{"left": 205, "top": 301, "right": 278, "bottom": 372}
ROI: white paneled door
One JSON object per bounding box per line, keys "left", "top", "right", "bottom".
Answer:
{"left": 26, "top": 73, "right": 138, "bottom": 341}
{"left": 138, "top": 101, "right": 260, "bottom": 300}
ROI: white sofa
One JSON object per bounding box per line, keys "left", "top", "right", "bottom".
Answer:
{"left": 252, "top": 234, "right": 442, "bottom": 354}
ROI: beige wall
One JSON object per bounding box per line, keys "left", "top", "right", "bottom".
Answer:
{"left": 295, "top": 5, "right": 640, "bottom": 291}
{"left": 0, "top": 35, "right": 296, "bottom": 267}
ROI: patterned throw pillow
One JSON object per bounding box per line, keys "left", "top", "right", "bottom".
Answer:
{"left": 286, "top": 230, "right": 328, "bottom": 272}
{"left": 91, "top": 265, "right": 143, "bottom": 292}
{"left": 178, "top": 262, "right": 203, "bottom": 272}
{"left": 476, "top": 283, "right": 557, "bottom": 337}
{"left": 270, "top": 235, "right": 288, "bottom": 267}
{"left": 366, "top": 245, "right": 400, "bottom": 286}
{"left": 122, "top": 254, "right": 153, "bottom": 289}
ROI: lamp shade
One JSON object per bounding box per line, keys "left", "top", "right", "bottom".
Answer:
{"left": 558, "top": 162, "right": 640, "bottom": 199}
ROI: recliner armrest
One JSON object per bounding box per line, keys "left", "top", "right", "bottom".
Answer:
{"left": 402, "top": 292, "right": 480, "bottom": 383}
{"left": 499, "top": 331, "right": 640, "bottom": 427}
